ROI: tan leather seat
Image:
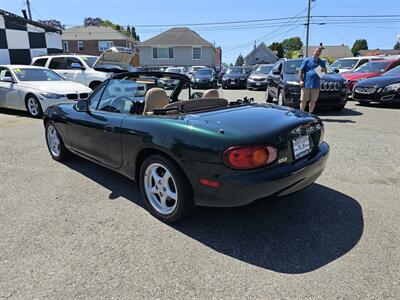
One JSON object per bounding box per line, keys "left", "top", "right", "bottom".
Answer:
{"left": 143, "top": 88, "right": 170, "bottom": 115}
{"left": 203, "top": 89, "right": 219, "bottom": 98}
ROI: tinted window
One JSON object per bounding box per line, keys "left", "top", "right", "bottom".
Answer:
{"left": 32, "top": 58, "right": 48, "bottom": 67}
{"left": 12, "top": 68, "right": 63, "bottom": 81}
{"left": 284, "top": 60, "right": 302, "bottom": 74}
{"left": 49, "top": 57, "right": 66, "bottom": 69}
{"left": 0, "top": 67, "right": 13, "bottom": 79}
{"left": 66, "top": 57, "right": 84, "bottom": 69}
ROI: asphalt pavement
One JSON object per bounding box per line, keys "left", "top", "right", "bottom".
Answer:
{"left": 0, "top": 90, "right": 399, "bottom": 299}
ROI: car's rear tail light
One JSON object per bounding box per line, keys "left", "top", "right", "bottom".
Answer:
{"left": 223, "top": 145, "right": 278, "bottom": 170}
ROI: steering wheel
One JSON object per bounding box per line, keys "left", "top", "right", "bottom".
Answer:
{"left": 108, "top": 96, "right": 131, "bottom": 113}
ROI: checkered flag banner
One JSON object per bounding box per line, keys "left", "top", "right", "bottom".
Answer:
{"left": 0, "top": 10, "right": 63, "bottom": 65}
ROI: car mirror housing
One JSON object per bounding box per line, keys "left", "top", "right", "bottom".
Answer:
{"left": 0, "top": 76, "right": 15, "bottom": 83}
{"left": 75, "top": 100, "right": 89, "bottom": 112}
{"left": 333, "top": 68, "right": 340, "bottom": 73}
{"left": 272, "top": 69, "right": 280, "bottom": 75}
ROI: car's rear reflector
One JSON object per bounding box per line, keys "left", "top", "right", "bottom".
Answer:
{"left": 223, "top": 145, "right": 278, "bottom": 170}
{"left": 199, "top": 179, "right": 221, "bottom": 188}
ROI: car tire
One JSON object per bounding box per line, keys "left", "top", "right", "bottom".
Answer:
{"left": 25, "top": 95, "right": 43, "bottom": 118}
{"left": 277, "top": 89, "right": 285, "bottom": 106}
{"left": 332, "top": 104, "right": 345, "bottom": 111}
{"left": 265, "top": 86, "right": 273, "bottom": 103}
{"left": 45, "top": 121, "right": 71, "bottom": 161}
{"left": 140, "top": 154, "right": 195, "bottom": 223}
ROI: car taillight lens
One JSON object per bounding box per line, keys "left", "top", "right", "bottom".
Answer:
{"left": 223, "top": 145, "right": 278, "bottom": 169}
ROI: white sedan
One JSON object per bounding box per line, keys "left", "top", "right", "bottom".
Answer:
{"left": 0, "top": 65, "right": 93, "bottom": 118}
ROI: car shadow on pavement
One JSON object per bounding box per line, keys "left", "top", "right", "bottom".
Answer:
{"left": 63, "top": 158, "right": 364, "bottom": 274}
{"left": 316, "top": 107, "right": 363, "bottom": 117}
{"left": 172, "top": 183, "right": 364, "bottom": 274}
{"left": 0, "top": 108, "right": 29, "bottom": 118}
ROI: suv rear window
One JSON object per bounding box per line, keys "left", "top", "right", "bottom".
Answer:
{"left": 49, "top": 57, "right": 66, "bottom": 69}
{"left": 32, "top": 58, "right": 48, "bottom": 67}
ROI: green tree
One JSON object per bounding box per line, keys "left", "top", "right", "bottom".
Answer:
{"left": 351, "top": 39, "right": 368, "bottom": 56}
{"left": 269, "top": 42, "right": 284, "bottom": 58}
{"left": 394, "top": 42, "right": 400, "bottom": 50}
{"left": 281, "top": 37, "right": 303, "bottom": 53}
{"left": 285, "top": 50, "right": 301, "bottom": 59}
{"left": 235, "top": 53, "right": 244, "bottom": 66}
{"left": 229, "top": 63, "right": 234, "bottom": 67}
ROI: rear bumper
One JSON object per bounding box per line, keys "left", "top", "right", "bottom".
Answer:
{"left": 223, "top": 79, "right": 247, "bottom": 88}
{"left": 187, "top": 142, "right": 329, "bottom": 207}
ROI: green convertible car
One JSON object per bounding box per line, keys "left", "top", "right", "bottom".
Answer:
{"left": 44, "top": 71, "right": 329, "bottom": 222}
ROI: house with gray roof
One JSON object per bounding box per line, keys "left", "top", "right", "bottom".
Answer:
{"left": 356, "top": 49, "right": 400, "bottom": 57}
{"left": 300, "top": 45, "right": 353, "bottom": 59}
{"left": 244, "top": 42, "right": 278, "bottom": 65}
{"left": 139, "top": 27, "right": 217, "bottom": 68}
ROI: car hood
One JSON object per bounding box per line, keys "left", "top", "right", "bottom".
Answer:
{"left": 355, "top": 75, "right": 400, "bottom": 87}
{"left": 341, "top": 72, "right": 380, "bottom": 80}
{"left": 181, "top": 104, "right": 317, "bottom": 143}
{"left": 284, "top": 73, "right": 344, "bottom": 83}
{"left": 17, "top": 81, "right": 92, "bottom": 93}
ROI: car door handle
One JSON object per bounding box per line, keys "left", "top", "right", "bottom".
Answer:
{"left": 104, "top": 125, "right": 114, "bottom": 133}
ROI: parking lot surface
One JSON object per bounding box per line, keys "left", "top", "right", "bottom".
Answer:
{"left": 0, "top": 90, "right": 399, "bottom": 299}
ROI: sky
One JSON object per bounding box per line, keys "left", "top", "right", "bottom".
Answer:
{"left": 2, "top": 0, "right": 400, "bottom": 63}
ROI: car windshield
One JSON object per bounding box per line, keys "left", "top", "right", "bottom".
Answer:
{"left": 196, "top": 69, "right": 213, "bottom": 75}
{"left": 81, "top": 56, "right": 98, "bottom": 68}
{"left": 255, "top": 65, "right": 273, "bottom": 74}
{"left": 284, "top": 60, "right": 334, "bottom": 74}
{"left": 383, "top": 66, "right": 400, "bottom": 76}
{"left": 354, "top": 61, "right": 391, "bottom": 73}
{"left": 166, "top": 68, "right": 182, "bottom": 73}
{"left": 331, "top": 59, "right": 358, "bottom": 69}
{"left": 226, "top": 68, "right": 245, "bottom": 74}
{"left": 13, "top": 68, "right": 63, "bottom": 81}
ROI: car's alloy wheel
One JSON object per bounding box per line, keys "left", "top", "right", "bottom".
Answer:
{"left": 140, "top": 155, "right": 194, "bottom": 222}
{"left": 47, "top": 124, "right": 61, "bottom": 157}
{"left": 26, "top": 96, "right": 43, "bottom": 118}
{"left": 45, "top": 122, "right": 70, "bottom": 161}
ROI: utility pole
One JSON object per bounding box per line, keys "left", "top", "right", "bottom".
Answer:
{"left": 305, "top": 0, "right": 312, "bottom": 57}
{"left": 26, "top": 0, "right": 32, "bottom": 20}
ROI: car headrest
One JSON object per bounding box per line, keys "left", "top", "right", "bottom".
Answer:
{"left": 203, "top": 89, "right": 219, "bottom": 98}
{"left": 143, "top": 88, "right": 169, "bottom": 115}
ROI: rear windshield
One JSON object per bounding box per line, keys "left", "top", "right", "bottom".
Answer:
{"left": 354, "top": 61, "right": 391, "bottom": 73}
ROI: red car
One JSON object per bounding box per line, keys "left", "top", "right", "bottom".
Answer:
{"left": 341, "top": 59, "right": 400, "bottom": 92}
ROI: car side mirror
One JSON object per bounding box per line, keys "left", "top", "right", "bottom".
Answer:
{"left": 333, "top": 68, "right": 339, "bottom": 73}
{"left": 0, "top": 76, "right": 15, "bottom": 83}
{"left": 71, "top": 62, "right": 85, "bottom": 70}
{"left": 75, "top": 100, "right": 89, "bottom": 112}
{"left": 272, "top": 69, "right": 280, "bottom": 75}
{"left": 191, "top": 92, "right": 204, "bottom": 99}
